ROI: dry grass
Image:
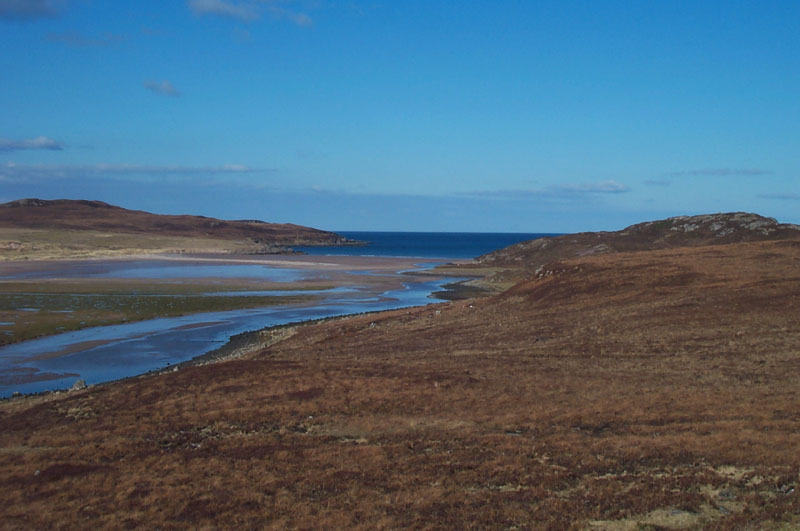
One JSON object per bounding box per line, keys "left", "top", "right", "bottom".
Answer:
{"left": 0, "top": 228, "right": 279, "bottom": 261}
{"left": 1, "top": 240, "right": 800, "bottom": 528}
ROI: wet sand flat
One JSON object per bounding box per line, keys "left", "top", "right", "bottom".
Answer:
{"left": 0, "top": 254, "right": 462, "bottom": 396}
{"left": 0, "top": 252, "right": 449, "bottom": 279}
{"left": 0, "top": 254, "right": 451, "bottom": 347}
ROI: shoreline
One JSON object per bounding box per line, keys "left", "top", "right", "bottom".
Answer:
{"left": 0, "top": 252, "right": 471, "bottom": 276}
{"left": 0, "top": 286, "right": 461, "bottom": 403}
{"left": 0, "top": 255, "right": 480, "bottom": 398}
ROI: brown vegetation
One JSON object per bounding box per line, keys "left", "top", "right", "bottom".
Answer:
{"left": 476, "top": 212, "right": 800, "bottom": 269}
{"left": 2, "top": 240, "right": 800, "bottom": 528}
{"left": 0, "top": 198, "right": 355, "bottom": 260}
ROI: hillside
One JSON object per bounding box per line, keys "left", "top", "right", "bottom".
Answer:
{"left": 2, "top": 238, "right": 800, "bottom": 528}
{"left": 477, "top": 212, "right": 800, "bottom": 270}
{"left": 0, "top": 198, "right": 354, "bottom": 259}
{"left": 0, "top": 198, "right": 350, "bottom": 244}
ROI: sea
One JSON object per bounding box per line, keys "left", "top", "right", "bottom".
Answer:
{"left": 296, "top": 232, "right": 558, "bottom": 259}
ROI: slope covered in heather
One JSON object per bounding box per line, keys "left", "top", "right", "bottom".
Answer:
{"left": 3, "top": 238, "right": 800, "bottom": 528}
{"left": 0, "top": 198, "right": 355, "bottom": 259}
{"left": 477, "top": 212, "right": 800, "bottom": 271}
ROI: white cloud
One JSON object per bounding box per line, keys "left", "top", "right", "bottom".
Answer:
{"left": 0, "top": 136, "right": 64, "bottom": 152}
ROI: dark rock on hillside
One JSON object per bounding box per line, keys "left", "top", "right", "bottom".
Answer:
{"left": 477, "top": 212, "right": 800, "bottom": 270}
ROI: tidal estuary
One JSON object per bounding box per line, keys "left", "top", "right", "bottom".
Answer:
{"left": 0, "top": 255, "right": 461, "bottom": 397}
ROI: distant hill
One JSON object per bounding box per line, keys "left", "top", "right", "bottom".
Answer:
{"left": 0, "top": 198, "right": 350, "bottom": 245}
{"left": 0, "top": 198, "right": 355, "bottom": 259}
{"left": 477, "top": 212, "right": 800, "bottom": 271}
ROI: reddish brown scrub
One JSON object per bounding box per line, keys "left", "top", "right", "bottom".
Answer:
{"left": 2, "top": 240, "right": 800, "bottom": 528}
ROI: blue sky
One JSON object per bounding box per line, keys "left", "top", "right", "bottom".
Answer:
{"left": 1, "top": 0, "right": 798, "bottom": 232}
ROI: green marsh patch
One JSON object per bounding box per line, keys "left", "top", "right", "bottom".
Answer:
{"left": 0, "top": 281, "right": 319, "bottom": 346}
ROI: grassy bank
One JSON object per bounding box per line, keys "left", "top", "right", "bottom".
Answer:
{"left": 0, "top": 279, "right": 321, "bottom": 346}
{"left": 0, "top": 228, "right": 285, "bottom": 261}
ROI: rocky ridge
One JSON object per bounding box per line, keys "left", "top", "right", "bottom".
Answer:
{"left": 477, "top": 212, "right": 800, "bottom": 271}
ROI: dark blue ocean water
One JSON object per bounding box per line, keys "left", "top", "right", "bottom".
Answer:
{"left": 297, "top": 232, "right": 557, "bottom": 259}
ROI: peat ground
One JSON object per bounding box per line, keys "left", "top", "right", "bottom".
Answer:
{"left": 2, "top": 240, "right": 800, "bottom": 528}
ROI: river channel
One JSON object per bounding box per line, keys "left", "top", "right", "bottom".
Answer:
{"left": 0, "top": 256, "right": 463, "bottom": 397}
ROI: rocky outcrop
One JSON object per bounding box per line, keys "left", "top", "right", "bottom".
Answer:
{"left": 477, "top": 212, "right": 800, "bottom": 270}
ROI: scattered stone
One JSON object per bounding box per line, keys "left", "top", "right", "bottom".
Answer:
{"left": 70, "top": 379, "right": 87, "bottom": 391}
{"left": 718, "top": 489, "right": 736, "bottom": 500}
{"left": 0, "top": 240, "right": 23, "bottom": 251}
{"left": 476, "top": 212, "right": 800, "bottom": 272}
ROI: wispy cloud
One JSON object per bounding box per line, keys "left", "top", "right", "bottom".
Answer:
{"left": 232, "top": 26, "right": 251, "bottom": 41}
{"left": 266, "top": 4, "right": 312, "bottom": 26}
{"left": 188, "top": 0, "right": 259, "bottom": 22}
{"left": 47, "top": 31, "right": 125, "bottom": 47}
{"left": 0, "top": 162, "right": 261, "bottom": 181}
{"left": 0, "top": 136, "right": 64, "bottom": 152}
{"left": 461, "top": 180, "right": 630, "bottom": 200}
{"left": 296, "top": 149, "right": 327, "bottom": 162}
{"left": 0, "top": 0, "right": 62, "bottom": 20}
{"left": 187, "top": 0, "right": 312, "bottom": 26}
{"left": 552, "top": 180, "right": 630, "bottom": 194}
{"left": 757, "top": 192, "right": 800, "bottom": 201}
{"left": 144, "top": 80, "right": 181, "bottom": 97}
{"left": 644, "top": 179, "right": 671, "bottom": 186}
{"left": 669, "top": 168, "right": 772, "bottom": 177}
